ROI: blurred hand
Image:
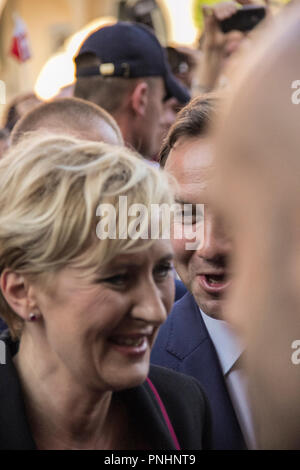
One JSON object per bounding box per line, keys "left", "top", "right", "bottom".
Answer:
{"left": 195, "top": 1, "right": 267, "bottom": 93}
{"left": 202, "top": 2, "right": 246, "bottom": 57}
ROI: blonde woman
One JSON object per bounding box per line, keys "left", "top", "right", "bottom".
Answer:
{"left": 0, "top": 134, "right": 211, "bottom": 450}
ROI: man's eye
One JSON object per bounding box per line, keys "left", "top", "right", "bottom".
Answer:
{"left": 174, "top": 206, "right": 204, "bottom": 225}
{"left": 177, "top": 212, "right": 203, "bottom": 226}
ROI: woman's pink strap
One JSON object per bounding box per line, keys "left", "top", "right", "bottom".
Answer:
{"left": 146, "top": 377, "right": 181, "bottom": 450}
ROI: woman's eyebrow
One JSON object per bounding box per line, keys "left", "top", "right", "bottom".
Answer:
{"left": 103, "top": 253, "right": 174, "bottom": 272}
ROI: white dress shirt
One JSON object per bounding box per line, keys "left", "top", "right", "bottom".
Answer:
{"left": 200, "top": 309, "right": 256, "bottom": 449}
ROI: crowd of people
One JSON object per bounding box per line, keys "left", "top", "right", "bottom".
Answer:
{"left": 0, "top": 0, "right": 299, "bottom": 450}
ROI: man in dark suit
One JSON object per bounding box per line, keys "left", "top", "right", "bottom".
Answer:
{"left": 151, "top": 94, "right": 255, "bottom": 449}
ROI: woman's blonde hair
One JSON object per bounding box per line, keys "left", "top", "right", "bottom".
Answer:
{"left": 0, "top": 133, "right": 173, "bottom": 338}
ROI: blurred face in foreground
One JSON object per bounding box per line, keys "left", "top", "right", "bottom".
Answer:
{"left": 25, "top": 240, "right": 174, "bottom": 392}
{"left": 213, "top": 7, "right": 300, "bottom": 448}
{"left": 0, "top": 137, "right": 9, "bottom": 158}
{"left": 165, "top": 135, "right": 232, "bottom": 319}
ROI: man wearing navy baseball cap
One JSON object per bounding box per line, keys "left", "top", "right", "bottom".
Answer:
{"left": 74, "top": 21, "right": 190, "bottom": 158}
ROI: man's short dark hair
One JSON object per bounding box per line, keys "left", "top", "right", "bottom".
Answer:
{"left": 11, "top": 97, "right": 123, "bottom": 145}
{"left": 159, "top": 93, "right": 219, "bottom": 167}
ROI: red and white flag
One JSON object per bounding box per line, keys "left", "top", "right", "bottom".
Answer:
{"left": 10, "top": 14, "right": 31, "bottom": 62}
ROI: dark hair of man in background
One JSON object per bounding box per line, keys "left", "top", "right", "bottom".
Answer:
{"left": 2, "top": 92, "right": 42, "bottom": 132}
{"left": 159, "top": 94, "right": 218, "bottom": 168}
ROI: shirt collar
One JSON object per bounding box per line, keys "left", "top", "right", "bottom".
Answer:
{"left": 200, "top": 309, "right": 244, "bottom": 376}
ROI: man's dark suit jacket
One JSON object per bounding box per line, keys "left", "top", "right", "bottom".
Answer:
{"left": 151, "top": 292, "right": 246, "bottom": 450}
{"left": 0, "top": 319, "right": 6, "bottom": 333}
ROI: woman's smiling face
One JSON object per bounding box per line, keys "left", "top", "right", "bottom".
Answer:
{"left": 30, "top": 239, "right": 175, "bottom": 392}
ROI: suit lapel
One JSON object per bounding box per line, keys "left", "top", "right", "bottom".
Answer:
{"left": 165, "top": 293, "right": 246, "bottom": 449}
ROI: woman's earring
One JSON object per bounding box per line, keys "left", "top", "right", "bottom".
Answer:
{"left": 29, "top": 312, "right": 37, "bottom": 322}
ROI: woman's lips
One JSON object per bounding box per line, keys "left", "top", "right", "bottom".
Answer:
{"left": 108, "top": 334, "right": 149, "bottom": 357}
{"left": 197, "top": 273, "right": 231, "bottom": 295}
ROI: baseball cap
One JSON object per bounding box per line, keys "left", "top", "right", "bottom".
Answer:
{"left": 75, "top": 22, "right": 190, "bottom": 104}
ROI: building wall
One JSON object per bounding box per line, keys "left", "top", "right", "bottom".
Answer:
{"left": 0, "top": 0, "right": 119, "bottom": 115}
{"left": 0, "top": 0, "right": 180, "bottom": 120}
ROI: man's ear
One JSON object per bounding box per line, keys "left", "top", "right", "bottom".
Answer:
{"left": 0, "top": 270, "right": 37, "bottom": 321}
{"left": 130, "top": 81, "right": 149, "bottom": 117}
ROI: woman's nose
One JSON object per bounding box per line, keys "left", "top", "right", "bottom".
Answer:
{"left": 130, "top": 283, "right": 168, "bottom": 326}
